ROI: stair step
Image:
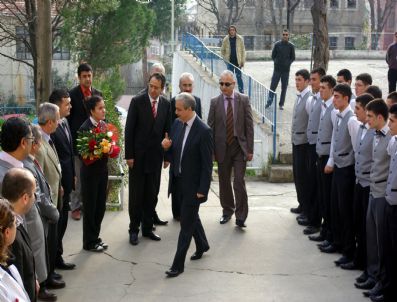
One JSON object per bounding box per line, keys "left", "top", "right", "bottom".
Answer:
{"left": 279, "top": 153, "right": 293, "bottom": 164}
{"left": 269, "top": 164, "right": 293, "bottom": 183}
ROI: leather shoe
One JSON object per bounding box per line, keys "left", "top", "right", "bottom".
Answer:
{"left": 98, "top": 238, "right": 108, "bottom": 249}
{"left": 319, "top": 244, "right": 338, "bottom": 253}
{"left": 317, "top": 240, "right": 331, "bottom": 248}
{"left": 84, "top": 243, "right": 104, "bottom": 252}
{"left": 235, "top": 219, "right": 247, "bottom": 228}
{"left": 129, "top": 232, "right": 139, "bottom": 245}
{"left": 370, "top": 294, "right": 384, "bottom": 302}
{"left": 297, "top": 218, "right": 310, "bottom": 226}
{"left": 38, "top": 287, "right": 57, "bottom": 301}
{"left": 309, "top": 234, "right": 325, "bottom": 242}
{"left": 355, "top": 278, "right": 376, "bottom": 290}
{"left": 56, "top": 261, "right": 76, "bottom": 270}
{"left": 340, "top": 261, "right": 358, "bottom": 270}
{"left": 363, "top": 282, "right": 383, "bottom": 297}
{"left": 71, "top": 209, "right": 81, "bottom": 221}
{"left": 47, "top": 278, "right": 65, "bottom": 289}
{"left": 220, "top": 215, "right": 231, "bottom": 224}
{"left": 290, "top": 206, "right": 302, "bottom": 214}
{"left": 334, "top": 256, "right": 351, "bottom": 266}
{"left": 356, "top": 271, "right": 368, "bottom": 283}
{"left": 303, "top": 226, "right": 319, "bottom": 235}
{"left": 153, "top": 216, "right": 168, "bottom": 226}
{"left": 296, "top": 214, "right": 307, "bottom": 221}
{"left": 143, "top": 232, "right": 161, "bottom": 241}
{"left": 51, "top": 272, "right": 62, "bottom": 280}
{"left": 165, "top": 268, "right": 183, "bottom": 277}
{"left": 190, "top": 247, "right": 209, "bottom": 260}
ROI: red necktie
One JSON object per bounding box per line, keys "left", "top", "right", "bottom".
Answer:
{"left": 152, "top": 100, "right": 157, "bottom": 118}
{"left": 226, "top": 97, "right": 234, "bottom": 145}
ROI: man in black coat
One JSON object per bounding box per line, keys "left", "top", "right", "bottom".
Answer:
{"left": 125, "top": 73, "right": 171, "bottom": 245}
{"left": 49, "top": 89, "right": 76, "bottom": 271}
{"left": 67, "top": 63, "right": 102, "bottom": 220}
{"left": 162, "top": 92, "right": 213, "bottom": 277}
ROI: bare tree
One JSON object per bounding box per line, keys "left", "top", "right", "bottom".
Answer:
{"left": 311, "top": 0, "right": 329, "bottom": 70}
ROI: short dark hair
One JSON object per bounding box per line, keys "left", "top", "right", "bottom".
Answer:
{"left": 365, "top": 85, "right": 382, "bottom": 99}
{"left": 387, "top": 91, "right": 397, "bottom": 104}
{"left": 228, "top": 25, "right": 237, "bottom": 33}
{"left": 77, "top": 63, "right": 93, "bottom": 76}
{"left": 0, "top": 117, "right": 31, "bottom": 152}
{"left": 295, "top": 69, "right": 310, "bottom": 80}
{"left": 337, "top": 69, "right": 352, "bottom": 82}
{"left": 85, "top": 95, "right": 104, "bottom": 114}
{"left": 356, "top": 73, "right": 373, "bottom": 86}
{"left": 390, "top": 103, "right": 397, "bottom": 117}
{"left": 355, "top": 93, "right": 375, "bottom": 108}
{"left": 311, "top": 67, "right": 326, "bottom": 77}
{"left": 334, "top": 83, "right": 352, "bottom": 102}
{"left": 320, "top": 75, "right": 337, "bottom": 88}
{"left": 149, "top": 72, "right": 166, "bottom": 89}
{"left": 366, "top": 98, "right": 389, "bottom": 121}
{"left": 1, "top": 168, "right": 35, "bottom": 202}
{"left": 49, "top": 89, "right": 70, "bottom": 106}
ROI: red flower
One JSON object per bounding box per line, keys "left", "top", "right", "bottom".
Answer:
{"left": 109, "top": 145, "right": 120, "bottom": 158}
{"left": 83, "top": 158, "right": 96, "bottom": 165}
{"left": 93, "top": 125, "right": 102, "bottom": 134}
{"left": 88, "top": 139, "right": 96, "bottom": 151}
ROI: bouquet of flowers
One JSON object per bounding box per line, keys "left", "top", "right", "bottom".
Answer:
{"left": 76, "top": 122, "right": 120, "bottom": 165}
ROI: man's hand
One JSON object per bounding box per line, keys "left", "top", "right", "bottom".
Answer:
{"left": 161, "top": 132, "right": 172, "bottom": 150}
{"left": 126, "top": 159, "right": 134, "bottom": 168}
{"left": 163, "top": 161, "right": 170, "bottom": 169}
{"left": 247, "top": 153, "right": 253, "bottom": 161}
{"left": 36, "top": 279, "right": 40, "bottom": 293}
{"left": 324, "top": 165, "right": 333, "bottom": 174}
{"left": 197, "top": 193, "right": 205, "bottom": 198}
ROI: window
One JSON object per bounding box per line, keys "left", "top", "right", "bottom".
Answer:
{"left": 345, "top": 37, "right": 355, "bottom": 50}
{"left": 15, "top": 26, "right": 32, "bottom": 60}
{"left": 330, "top": 0, "right": 338, "bottom": 8}
{"left": 53, "top": 47, "right": 70, "bottom": 60}
{"left": 244, "top": 36, "right": 254, "bottom": 51}
{"left": 347, "top": 0, "right": 356, "bottom": 8}
{"left": 150, "top": 45, "right": 160, "bottom": 56}
{"left": 245, "top": 0, "right": 255, "bottom": 7}
{"left": 329, "top": 37, "right": 338, "bottom": 50}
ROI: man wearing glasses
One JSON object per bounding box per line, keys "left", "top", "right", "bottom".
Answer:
{"left": 208, "top": 70, "right": 254, "bottom": 228}
{"left": 266, "top": 29, "right": 296, "bottom": 110}
{"left": 386, "top": 31, "right": 397, "bottom": 93}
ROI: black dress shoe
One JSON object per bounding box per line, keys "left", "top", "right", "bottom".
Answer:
{"left": 235, "top": 219, "right": 247, "bottom": 228}
{"left": 363, "top": 282, "right": 383, "bottom": 297}
{"left": 173, "top": 216, "right": 180, "bottom": 221}
{"left": 143, "top": 232, "right": 161, "bottom": 241}
{"left": 355, "top": 278, "right": 376, "bottom": 290}
{"left": 98, "top": 238, "right": 108, "bottom": 249}
{"left": 334, "top": 256, "right": 351, "bottom": 266}
{"left": 51, "top": 272, "right": 62, "bottom": 280}
{"left": 165, "top": 268, "right": 184, "bottom": 277}
{"left": 220, "top": 215, "right": 231, "bottom": 224}
{"left": 129, "top": 232, "right": 139, "bottom": 245}
{"left": 297, "top": 218, "right": 310, "bottom": 226}
{"left": 84, "top": 243, "right": 104, "bottom": 252}
{"left": 47, "top": 278, "right": 66, "bottom": 289}
{"left": 290, "top": 206, "right": 302, "bottom": 214}
{"left": 38, "top": 287, "right": 57, "bottom": 301}
{"left": 319, "top": 244, "right": 338, "bottom": 253}
{"left": 370, "top": 294, "right": 384, "bottom": 302}
{"left": 309, "top": 234, "right": 325, "bottom": 242}
{"left": 340, "top": 261, "right": 358, "bottom": 270}
{"left": 56, "top": 261, "right": 76, "bottom": 270}
{"left": 154, "top": 217, "right": 168, "bottom": 226}
{"left": 303, "top": 226, "right": 320, "bottom": 235}
{"left": 317, "top": 240, "right": 331, "bottom": 248}
{"left": 296, "top": 214, "right": 307, "bottom": 221}
{"left": 190, "top": 247, "right": 209, "bottom": 260}
{"left": 356, "top": 271, "right": 368, "bottom": 283}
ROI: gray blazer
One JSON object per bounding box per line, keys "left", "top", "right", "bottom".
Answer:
{"left": 208, "top": 92, "right": 254, "bottom": 163}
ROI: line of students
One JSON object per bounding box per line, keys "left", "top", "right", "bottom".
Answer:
{"left": 291, "top": 68, "right": 397, "bottom": 302}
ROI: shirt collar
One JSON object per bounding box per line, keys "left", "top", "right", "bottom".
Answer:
{"left": 339, "top": 105, "right": 353, "bottom": 117}
{"left": 39, "top": 128, "right": 51, "bottom": 143}
{"left": 378, "top": 124, "right": 390, "bottom": 136}
{"left": 80, "top": 85, "right": 92, "bottom": 97}
{"left": 223, "top": 93, "right": 235, "bottom": 101}
{"left": 323, "top": 97, "right": 333, "bottom": 107}
{"left": 149, "top": 93, "right": 159, "bottom": 104}
{"left": 298, "top": 86, "right": 311, "bottom": 98}
{"left": 186, "top": 113, "right": 197, "bottom": 128}
{"left": 90, "top": 116, "right": 99, "bottom": 127}
{"left": 15, "top": 214, "right": 24, "bottom": 227}
{"left": 0, "top": 151, "right": 24, "bottom": 168}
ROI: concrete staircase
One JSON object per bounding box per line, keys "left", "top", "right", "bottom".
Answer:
{"left": 268, "top": 153, "right": 293, "bottom": 183}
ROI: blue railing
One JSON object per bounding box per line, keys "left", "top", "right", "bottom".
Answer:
{"left": 182, "top": 33, "right": 278, "bottom": 162}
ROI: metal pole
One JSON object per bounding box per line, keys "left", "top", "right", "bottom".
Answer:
{"left": 171, "top": 0, "right": 175, "bottom": 53}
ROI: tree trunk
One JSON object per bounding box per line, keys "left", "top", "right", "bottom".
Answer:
{"left": 36, "top": 0, "right": 52, "bottom": 108}
{"left": 142, "top": 48, "right": 148, "bottom": 85}
{"left": 311, "top": 1, "right": 329, "bottom": 71}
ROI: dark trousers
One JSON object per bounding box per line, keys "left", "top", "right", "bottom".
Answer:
{"left": 307, "top": 144, "right": 320, "bottom": 226}
{"left": 353, "top": 183, "right": 370, "bottom": 269}
{"left": 330, "top": 165, "right": 355, "bottom": 258}
{"left": 227, "top": 63, "right": 244, "bottom": 93}
{"left": 267, "top": 70, "right": 289, "bottom": 107}
{"left": 128, "top": 168, "right": 159, "bottom": 234}
{"left": 171, "top": 178, "right": 209, "bottom": 271}
{"left": 383, "top": 203, "right": 397, "bottom": 301}
{"left": 316, "top": 155, "right": 333, "bottom": 241}
{"left": 292, "top": 143, "right": 309, "bottom": 215}
{"left": 81, "top": 167, "right": 108, "bottom": 249}
{"left": 46, "top": 222, "right": 58, "bottom": 277}
{"left": 56, "top": 193, "right": 70, "bottom": 264}
{"left": 153, "top": 170, "right": 162, "bottom": 219}
{"left": 218, "top": 140, "right": 248, "bottom": 221}
{"left": 171, "top": 184, "right": 182, "bottom": 219}
{"left": 388, "top": 68, "right": 397, "bottom": 93}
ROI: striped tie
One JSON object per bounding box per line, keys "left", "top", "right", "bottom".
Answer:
{"left": 151, "top": 100, "right": 157, "bottom": 118}
{"left": 226, "top": 97, "right": 234, "bottom": 145}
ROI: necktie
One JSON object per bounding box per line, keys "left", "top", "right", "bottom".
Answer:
{"left": 48, "top": 139, "right": 58, "bottom": 155}
{"left": 151, "top": 100, "right": 157, "bottom": 118}
{"left": 173, "top": 123, "right": 188, "bottom": 176}
{"left": 376, "top": 130, "right": 385, "bottom": 137}
{"left": 336, "top": 113, "right": 343, "bottom": 119}
{"left": 360, "top": 124, "right": 366, "bottom": 129}
{"left": 226, "top": 97, "right": 234, "bottom": 145}
{"left": 33, "top": 158, "right": 43, "bottom": 174}
{"left": 323, "top": 102, "right": 327, "bottom": 108}
{"left": 61, "top": 121, "right": 70, "bottom": 142}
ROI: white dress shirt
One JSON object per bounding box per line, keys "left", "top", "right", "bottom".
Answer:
{"left": 0, "top": 151, "right": 23, "bottom": 168}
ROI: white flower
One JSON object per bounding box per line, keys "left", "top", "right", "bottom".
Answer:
{"left": 107, "top": 131, "right": 113, "bottom": 138}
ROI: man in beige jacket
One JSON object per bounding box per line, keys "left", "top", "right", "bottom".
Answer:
{"left": 221, "top": 25, "right": 246, "bottom": 93}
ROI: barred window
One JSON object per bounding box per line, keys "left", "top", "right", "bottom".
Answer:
{"left": 15, "top": 26, "right": 32, "bottom": 60}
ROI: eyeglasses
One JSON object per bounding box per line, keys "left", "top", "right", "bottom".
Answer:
{"left": 283, "top": 34, "right": 289, "bottom": 36}
{"left": 25, "top": 136, "right": 35, "bottom": 141}
{"left": 219, "top": 82, "right": 233, "bottom": 87}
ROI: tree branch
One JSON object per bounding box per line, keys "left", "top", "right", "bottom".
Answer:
{"left": 0, "top": 51, "right": 34, "bottom": 68}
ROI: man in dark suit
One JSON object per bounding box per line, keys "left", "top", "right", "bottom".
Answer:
{"left": 2, "top": 168, "right": 38, "bottom": 302}
{"left": 125, "top": 72, "right": 171, "bottom": 245}
{"left": 208, "top": 70, "right": 254, "bottom": 228}
{"left": 67, "top": 63, "right": 102, "bottom": 221}
{"left": 162, "top": 92, "right": 213, "bottom": 277}
{"left": 49, "top": 89, "right": 76, "bottom": 271}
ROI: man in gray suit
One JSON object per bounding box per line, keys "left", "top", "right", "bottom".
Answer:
{"left": 208, "top": 70, "right": 254, "bottom": 228}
